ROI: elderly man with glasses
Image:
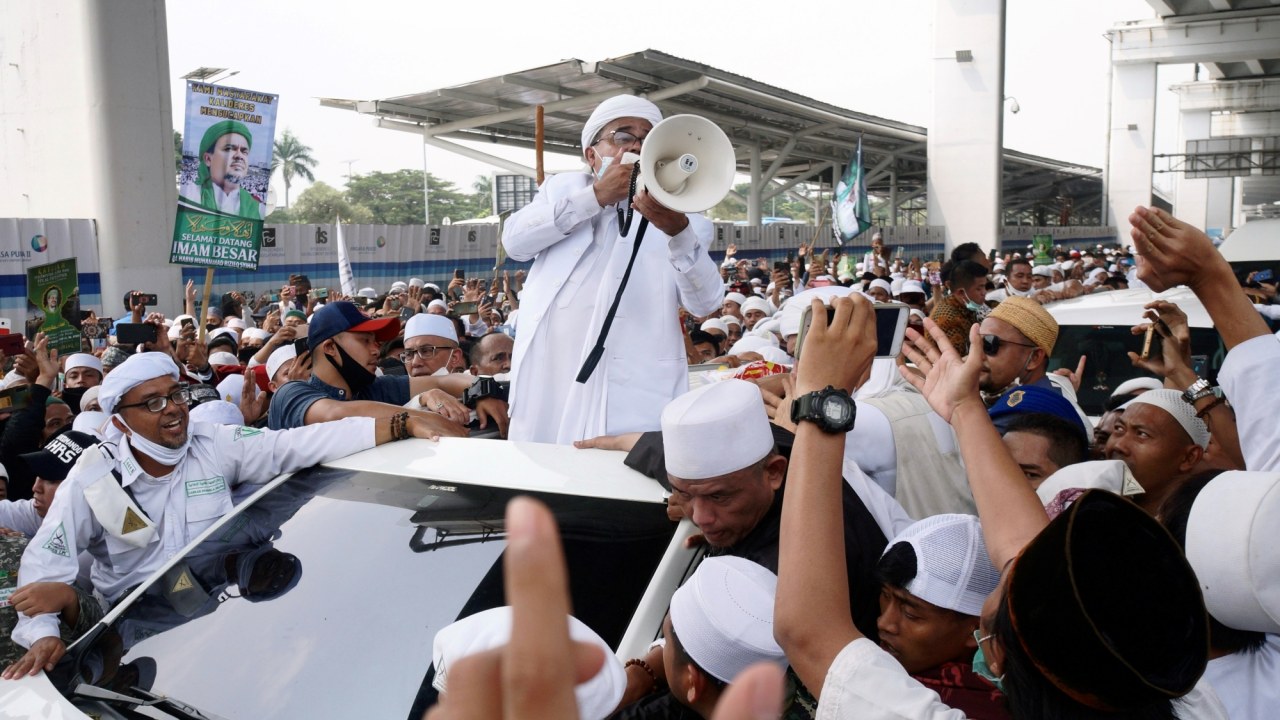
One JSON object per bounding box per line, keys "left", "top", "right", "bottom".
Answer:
{"left": 500, "top": 95, "right": 724, "bottom": 445}
{"left": 6, "top": 351, "right": 453, "bottom": 678}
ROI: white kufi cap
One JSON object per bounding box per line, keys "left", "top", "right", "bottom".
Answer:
{"left": 98, "top": 353, "right": 180, "bottom": 415}
{"left": 885, "top": 514, "right": 1000, "bottom": 617}
{"left": 1123, "top": 389, "right": 1210, "bottom": 449}
{"left": 405, "top": 314, "right": 459, "bottom": 343}
{"left": 431, "top": 607, "right": 625, "bottom": 720}
{"left": 661, "top": 380, "right": 772, "bottom": 480}
{"left": 668, "top": 556, "right": 788, "bottom": 683}
{"left": 699, "top": 318, "right": 728, "bottom": 335}
{"left": 740, "top": 296, "right": 772, "bottom": 317}
{"left": 266, "top": 345, "right": 298, "bottom": 382}
{"left": 64, "top": 353, "right": 103, "bottom": 376}
{"left": 190, "top": 400, "right": 245, "bottom": 426}
{"left": 723, "top": 292, "right": 747, "bottom": 308}
{"left": 1185, "top": 471, "right": 1280, "bottom": 633}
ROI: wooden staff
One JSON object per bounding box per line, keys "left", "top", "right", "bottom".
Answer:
{"left": 535, "top": 105, "right": 545, "bottom": 185}
{"left": 198, "top": 267, "right": 214, "bottom": 342}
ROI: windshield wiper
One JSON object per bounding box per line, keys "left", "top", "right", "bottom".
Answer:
{"left": 73, "top": 682, "right": 232, "bottom": 720}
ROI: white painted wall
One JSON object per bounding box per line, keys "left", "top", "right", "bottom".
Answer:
{"left": 927, "top": 0, "right": 1006, "bottom": 255}
{"left": 0, "top": 0, "right": 180, "bottom": 313}
{"left": 1104, "top": 61, "right": 1157, "bottom": 239}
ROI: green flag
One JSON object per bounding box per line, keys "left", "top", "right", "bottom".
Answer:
{"left": 832, "top": 138, "right": 872, "bottom": 245}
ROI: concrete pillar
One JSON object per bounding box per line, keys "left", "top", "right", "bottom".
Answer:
{"left": 927, "top": 0, "right": 1006, "bottom": 256}
{"left": 747, "top": 144, "right": 763, "bottom": 225}
{"left": 889, "top": 169, "right": 899, "bottom": 227}
{"left": 0, "top": 0, "right": 179, "bottom": 313}
{"left": 1174, "top": 109, "right": 1212, "bottom": 229}
{"left": 1104, "top": 61, "right": 1157, "bottom": 239}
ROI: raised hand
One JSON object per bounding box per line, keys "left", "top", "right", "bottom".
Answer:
{"left": 898, "top": 319, "right": 985, "bottom": 424}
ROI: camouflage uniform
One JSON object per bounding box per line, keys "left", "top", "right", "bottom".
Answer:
{"left": 0, "top": 535, "right": 104, "bottom": 667}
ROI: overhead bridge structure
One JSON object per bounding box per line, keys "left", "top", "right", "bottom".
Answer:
{"left": 321, "top": 49, "right": 1104, "bottom": 238}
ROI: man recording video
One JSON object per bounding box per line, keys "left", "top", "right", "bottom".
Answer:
{"left": 501, "top": 96, "right": 723, "bottom": 444}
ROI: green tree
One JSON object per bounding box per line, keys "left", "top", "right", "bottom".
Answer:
{"left": 290, "top": 181, "right": 372, "bottom": 224}
{"left": 271, "top": 129, "right": 318, "bottom": 208}
{"left": 344, "top": 170, "right": 487, "bottom": 225}
{"left": 173, "top": 130, "right": 183, "bottom": 174}
{"left": 470, "top": 175, "right": 494, "bottom": 217}
{"left": 708, "top": 182, "right": 818, "bottom": 224}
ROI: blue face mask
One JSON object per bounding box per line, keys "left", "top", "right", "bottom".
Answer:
{"left": 972, "top": 631, "right": 1006, "bottom": 693}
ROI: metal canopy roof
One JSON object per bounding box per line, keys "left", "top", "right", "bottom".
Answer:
{"left": 321, "top": 49, "right": 1103, "bottom": 224}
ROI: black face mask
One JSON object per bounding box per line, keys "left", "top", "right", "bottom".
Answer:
{"left": 60, "top": 386, "right": 88, "bottom": 415}
{"left": 329, "top": 341, "right": 376, "bottom": 395}
{"left": 238, "top": 345, "right": 261, "bottom": 364}
{"left": 206, "top": 323, "right": 221, "bottom": 333}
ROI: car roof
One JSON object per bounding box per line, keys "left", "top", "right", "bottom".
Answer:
{"left": 319, "top": 437, "right": 669, "bottom": 505}
{"left": 1044, "top": 287, "right": 1213, "bottom": 328}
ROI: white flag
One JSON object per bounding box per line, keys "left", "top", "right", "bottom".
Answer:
{"left": 336, "top": 216, "right": 357, "bottom": 297}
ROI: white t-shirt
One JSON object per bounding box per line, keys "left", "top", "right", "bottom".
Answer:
{"left": 1201, "top": 634, "right": 1280, "bottom": 720}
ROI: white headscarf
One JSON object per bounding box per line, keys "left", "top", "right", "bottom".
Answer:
{"left": 580, "top": 95, "right": 663, "bottom": 156}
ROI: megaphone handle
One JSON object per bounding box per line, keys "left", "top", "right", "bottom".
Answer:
{"left": 616, "top": 164, "right": 643, "bottom": 237}
{"left": 575, "top": 216, "right": 650, "bottom": 384}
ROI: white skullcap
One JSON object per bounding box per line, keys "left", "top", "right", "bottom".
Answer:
{"left": 700, "top": 319, "right": 728, "bottom": 335}
{"left": 753, "top": 318, "right": 781, "bottom": 337}
{"left": 405, "top": 314, "right": 458, "bottom": 343}
{"left": 901, "top": 280, "right": 925, "bottom": 295}
{"left": 730, "top": 336, "right": 776, "bottom": 356}
{"left": 580, "top": 95, "right": 662, "bottom": 154}
{"left": 0, "top": 462, "right": 7, "bottom": 478}
{"left": 427, "top": 299, "right": 449, "bottom": 312}
{"left": 910, "top": 309, "right": 926, "bottom": 321}
{"left": 1110, "top": 376, "right": 1162, "bottom": 399}
{"left": 98, "top": 352, "right": 180, "bottom": 415}
{"left": 740, "top": 296, "right": 772, "bottom": 317}
{"left": 209, "top": 351, "right": 240, "bottom": 367}
{"left": 777, "top": 286, "right": 853, "bottom": 338}
{"left": 749, "top": 278, "right": 763, "bottom": 287}
{"left": 1061, "top": 260, "right": 1076, "bottom": 272}
{"left": 78, "top": 386, "right": 101, "bottom": 413}
{"left": 886, "top": 514, "right": 1000, "bottom": 617}
{"left": 432, "top": 607, "right": 626, "bottom": 720}
{"left": 266, "top": 345, "right": 297, "bottom": 381}
{"left": 669, "top": 556, "right": 788, "bottom": 683}
{"left": 423, "top": 282, "right": 440, "bottom": 293}
{"left": 208, "top": 327, "right": 239, "bottom": 345}
{"left": 1186, "top": 471, "right": 1280, "bottom": 633}
{"left": 721, "top": 315, "right": 741, "bottom": 328}
{"left": 1032, "top": 265, "right": 1053, "bottom": 278}
{"left": 167, "top": 324, "right": 183, "bottom": 341}
{"left": 64, "top": 353, "right": 103, "bottom": 376}
{"left": 241, "top": 328, "right": 270, "bottom": 342}
{"left": 1109, "top": 264, "right": 1120, "bottom": 273}
{"left": 756, "top": 346, "right": 793, "bottom": 366}
{"left": 357, "top": 287, "right": 377, "bottom": 299}
{"left": 409, "top": 277, "right": 425, "bottom": 288}
{"left": 661, "top": 380, "right": 772, "bottom": 480}
{"left": 723, "top": 292, "right": 747, "bottom": 307}
{"left": 1036, "top": 460, "right": 1144, "bottom": 506}
{"left": 190, "top": 399, "right": 245, "bottom": 426}
{"left": 1085, "top": 268, "right": 1108, "bottom": 284}
{"left": 225, "top": 317, "right": 247, "bottom": 331}
{"left": 993, "top": 262, "right": 1007, "bottom": 272}
{"left": 890, "top": 278, "right": 905, "bottom": 296}
{"left": 1123, "top": 389, "right": 1210, "bottom": 449}
{"left": 390, "top": 281, "right": 408, "bottom": 292}
{"left": 216, "top": 373, "right": 248, "bottom": 403}
{"left": 72, "top": 410, "right": 109, "bottom": 439}
{"left": 869, "top": 279, "right": 892, "bottom": 295}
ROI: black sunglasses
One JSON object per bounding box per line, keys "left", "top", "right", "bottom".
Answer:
{"left": 981, "top": 334, "right": 1037, "bottom": 357}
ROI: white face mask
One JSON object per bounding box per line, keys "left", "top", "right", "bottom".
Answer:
{"left": 119, "top": 416, "right": 190, "bottom": 467}
{"left": 594, "top": 154, "right": 614, "bottom": 180}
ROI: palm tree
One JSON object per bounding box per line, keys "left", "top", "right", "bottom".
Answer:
{"left": 271, "top": 129, "right": 318, "bottom": 208}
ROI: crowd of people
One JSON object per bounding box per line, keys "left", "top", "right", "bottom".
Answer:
{"left": 0, "top": 96, "right": 1275, "bottom": 720}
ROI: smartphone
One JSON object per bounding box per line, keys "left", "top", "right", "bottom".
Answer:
{"left": 309, "top": 288, "right": 329, "bottom": 300}
{"left": 774, "top": 261, "right": 790, "bottom": 273}
{"left": 399, "top": 306, "right": 415, "bottom": 322}
{"left": 1140, "top": 325, "right": 1163, "bottom": 361}
{"left": 116, "top": 322, "right": 158, "bottom": 345}
{"left": 266, "top": 292, "right": 281, "bottom": 303}
{"left": 1255, "top": 269, "right": 1274, "bottom": 283}
{"left": 0, "top": 333, "right": 25, "bottom": 356}
{"left": 795, "top": 303, "right": 909, "bottom": 359}
{"left": 0, "top": 385, "right": 32, "bottom": 413}
{"left": 928, "top": 270, "right": 943, "bottom": 286}
{"left": 293, "top": 337, "right": 309, "bottom": 356}
{"left": 180, "top": 317, "right": 195, "bottom": 329}
{"left": 1190, "top": 354, "right": 1208, "bottom": 377}
{"left": 451, "top": 301, "right": 478, "bottom": 316}
{"left": 123, "top": 291, "right": 159, "bottom": 308}
{"left": 454, "top": 269, "right": 464, "bottom": 280}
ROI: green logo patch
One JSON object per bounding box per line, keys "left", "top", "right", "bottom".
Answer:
{"left": 43, "top": 523, "right": 70, "bottom": 558}
{"left": 233, "top": 427, "right": 263, "bottom": 441}
{"left": 185, "top": 476, "right": 227, "bottom": 498}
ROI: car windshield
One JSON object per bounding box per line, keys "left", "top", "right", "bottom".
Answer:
{"left": 1046, "top": 324, "right": 1226, "bottom": 417}
{"left": 61, "top": 465, "right": 674, "bottom": 720}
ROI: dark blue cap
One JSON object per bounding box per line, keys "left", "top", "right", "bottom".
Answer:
{"left": 988, "top": 384, "right": 1088, "bottom": 441}
{"left": 306, "top": 301, "right": 400, "bottom": 349}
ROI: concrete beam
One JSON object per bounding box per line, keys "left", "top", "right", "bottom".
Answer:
{"left": 1170, "top": 77, "right": 1280, "bottom": 112}
{"left": 1109, "top": 15, "right": 1280, "bottom": 66}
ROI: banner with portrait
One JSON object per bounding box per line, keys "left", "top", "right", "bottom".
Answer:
{"left": 26, "top": 258, "right": 81, "bottom": 353}
{"left": 172, "top": 81, "right": 279, "bottom": 271}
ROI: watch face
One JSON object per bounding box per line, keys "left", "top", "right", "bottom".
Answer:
{"left": 822, "top": 395, "right": 852, "bottom": 424}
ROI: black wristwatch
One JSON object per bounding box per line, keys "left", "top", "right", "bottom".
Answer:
{"left": 462, "top": 376, "right": 509, "bottom": 408}
{"left": 790, "top": 385, "right": 856, "bottom": 434}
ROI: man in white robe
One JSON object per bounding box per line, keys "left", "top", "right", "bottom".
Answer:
{"left": 502, "top": 96, "right": 724, "bottom": 444}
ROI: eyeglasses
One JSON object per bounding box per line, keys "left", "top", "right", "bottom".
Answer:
{"left": 592, "top": 129, "right": 645, "bottom": 148}
{"left": 981, "top": 334, "right": 1037, "bottom": 357}
{"left": 402, "top": 345, "right": 458, "bottom": 361}
{"left": 116, "top": 387, "right": 192, "bottom": 414}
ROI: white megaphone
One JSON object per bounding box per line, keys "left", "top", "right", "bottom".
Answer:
{"left": 631, "top": 115, "right": 735, "bottom": 213}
